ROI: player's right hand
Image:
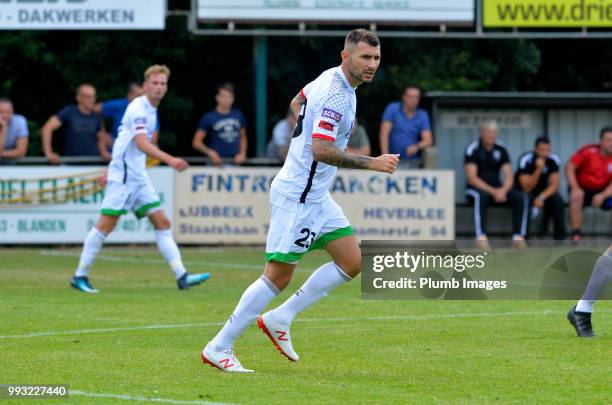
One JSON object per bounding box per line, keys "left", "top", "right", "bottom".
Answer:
{"left": 208, "top": 150, "right": 223, "bottom": 166}
{"left": 46, "top": 152, "right": 61, "bottom": 165}
{"left": 370, "top": 154, "right": 399, "bottom": 173}
{"left": 170, "top": 157, "right": 189, "bottom": 171}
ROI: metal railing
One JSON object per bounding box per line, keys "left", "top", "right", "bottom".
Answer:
{"left": 2, "top": 156, "right": 284, "bottom": 167}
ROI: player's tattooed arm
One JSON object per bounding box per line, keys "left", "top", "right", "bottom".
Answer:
{"left": 312, "top": 138, "right": 371, "bottom": 169}
{"left": 289, "top": 91, "right": 306, "bottom": 120}
{"left": 312, "top": 138, "right": 399, "bottom": 173}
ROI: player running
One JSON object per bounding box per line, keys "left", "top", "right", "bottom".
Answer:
{"left": 567, "top": 242, "right": 612, "bottom": 337}
{"left": 201, "top": 29, "right": 399, "bottom": 372}
{"left": 70, "top": 65, "right": 210, "bottom": 293}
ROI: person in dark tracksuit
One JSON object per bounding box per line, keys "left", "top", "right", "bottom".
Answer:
{"left": 515, "top": 136, "right": 566, "bottom": 240}
{"left": 464, "top": 120, "right": 529, "bottom": 247}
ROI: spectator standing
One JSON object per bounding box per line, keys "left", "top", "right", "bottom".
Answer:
{"left": 379, "top": 85, "right": 432, "bottom": 168}
{"left": 192, "top": 83, "right": 248, "bottom": 166}
{"left": 266, "top": 109, "right": 296, "bottom": 161}
{"left": 41, "top": 84, "right": 110, "bottom": 164}
{"left": 346, "top": 118, "right": 371, "bottom": 156}
{"left": 0, "top": 97, "right": 29, "bottom": 164}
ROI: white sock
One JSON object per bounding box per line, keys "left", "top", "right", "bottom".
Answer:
{"left": 575, "top": 299, "right": 594, "bottom": 313}
{"left": 270, "top": 262, "right": 352, "bottom": 325}
{"left": 209, "top": 276, "right": 279, "bottom": 352}
{"left": 74, "top": 228, "right": 107, "bottom": 277}
{"left": 155, "top": 229, "right": 186, "bottom": 280}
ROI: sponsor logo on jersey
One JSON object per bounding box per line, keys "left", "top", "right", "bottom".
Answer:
{"left": 134, "top": 117, "right": 147, "bottom": 125}
{"left": 318, "top": 121, "right": 335, "bottom": 132}
{"left": 321, "top": 108, "right": 342, "bottom": 122}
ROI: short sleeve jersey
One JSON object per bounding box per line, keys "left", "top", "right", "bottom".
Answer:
{"left": 197, "top": 108, "right": 246, "bottom": 157}
{"left": 514, "top": 151, "right": 561, "bottom": 196}
{"left": 464, "top": 139, "right": 511, "bottom": 188}
{"left": 272, "top": 66, "right": 357, "bottom": 203}
{"left": 56, "top": 105, "right": 102, "bottom": 156}
{"left": 107, "top": 96, "right": 157, "bottom": 184}
{"left": 381, "top": 102, "right": 431, "bottom": 159}
{"left": 102, "top": 98, "right": 159, "bottom": 140}
{"left": 5, "top": 114, "right": 29, "bottom": 149}
{"left": 570, "top": 144, "right": 612, "bottom": 191}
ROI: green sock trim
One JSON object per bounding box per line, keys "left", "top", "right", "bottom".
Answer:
{"left": 134, "top": 201, "right": 161, "bottom": 219}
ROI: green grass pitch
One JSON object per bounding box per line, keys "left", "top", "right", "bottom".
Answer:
{"left": 0, "top": 247, "right": 610, "bottom": 404}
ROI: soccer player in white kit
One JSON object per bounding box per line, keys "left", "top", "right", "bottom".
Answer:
{"left": 70, "top": 65, "right": 210, "bottom": 293}
{"left": 567, "top": 243, "right": 612, "bottom": 337}
{"left": 202, "top": 29, "right": 399, "bottom": 372}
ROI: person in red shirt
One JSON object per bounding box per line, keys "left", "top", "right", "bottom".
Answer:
{"left": 566, "top": 127, "right": 612, "bottom": 241}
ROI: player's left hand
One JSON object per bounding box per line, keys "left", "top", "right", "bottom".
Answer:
{"left": 234, "top": 152, "right": 247, "bottom": 165}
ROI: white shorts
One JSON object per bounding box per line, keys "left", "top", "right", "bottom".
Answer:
{"left": 100, "top": 181, "right": 162, "bottom": 219}
{"left": 265, "top": 188, "right": 353, "bottom": 264}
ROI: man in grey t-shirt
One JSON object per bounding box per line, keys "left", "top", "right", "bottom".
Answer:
{"left": 0, "top": 98, "right": 29, "bottom": 164}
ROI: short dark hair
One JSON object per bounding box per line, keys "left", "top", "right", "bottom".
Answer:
{"left": 534, "top": 136, "right": 550, "bottom": 147}
{"left": 344, "top": 29, "right": 380, "bottom": 51}
{"left": 600, "top": 126, "right": 612, "bottom": 139}
{"left": 217, "top": 82, "right": 235, "bottom": 95}
{"left": 403, "top": 84, "right": 422, "bottom": 95}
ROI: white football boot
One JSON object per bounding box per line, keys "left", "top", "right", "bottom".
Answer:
{"left": 201, "top": 343, "right": 254, "bottom": 373}
{"left": 257, "top": 312, "right": 299, "bottom": 362}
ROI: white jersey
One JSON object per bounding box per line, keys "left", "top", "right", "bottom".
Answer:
{"left": 107, "top": 95, "right": 157, "bottom": 184}
{"left": 272, "top": 66, "right": 357, "bottom": 203}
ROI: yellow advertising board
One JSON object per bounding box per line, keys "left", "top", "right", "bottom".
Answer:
{"left": 484, "top": 0, "right": 612, "bottom": 27}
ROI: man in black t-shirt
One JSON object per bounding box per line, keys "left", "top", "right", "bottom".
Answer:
{"left": 464, "top": 121, "right": 529, "bottom": 247}
{"left": 515, "top": 136, "right": 566, "bottom": 240}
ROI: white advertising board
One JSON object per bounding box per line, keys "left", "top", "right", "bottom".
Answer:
{"left": 0, "top": 0, "right": 165, "bottom": 30}
{"left": 0, "top": 166, "right": 173, "bottom": 244}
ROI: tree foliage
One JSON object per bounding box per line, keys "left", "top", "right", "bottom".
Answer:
{"left": 1, "top": 18, "right": 611, "bottom": 157}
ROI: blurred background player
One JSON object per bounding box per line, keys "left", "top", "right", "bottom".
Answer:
{"left": 192, "top": 82, "right": 248, "bottom": 166}
{"left": 515, "top": 136, "right": 566, "bottom": 240}
{"left": 201, "top": 29, "right": 398, "bottom": 373}
{"left": 70, "top": 65, "right": 210, "bottom": 293}
{"left": 464, "top": 120, "right": 529, "bottom": 248}
{"left": 566, "top": 127, "right": 612, "bottom": 241}
{"left": 41, "top": 83, "right": 111, "bottom": 164}
{"left": 567, "top": 243, "right": 612, "bottom": 337}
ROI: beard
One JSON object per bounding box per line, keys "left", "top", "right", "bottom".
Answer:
{"left": 349, "top": 67, "right": 375, "bottom": 84}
